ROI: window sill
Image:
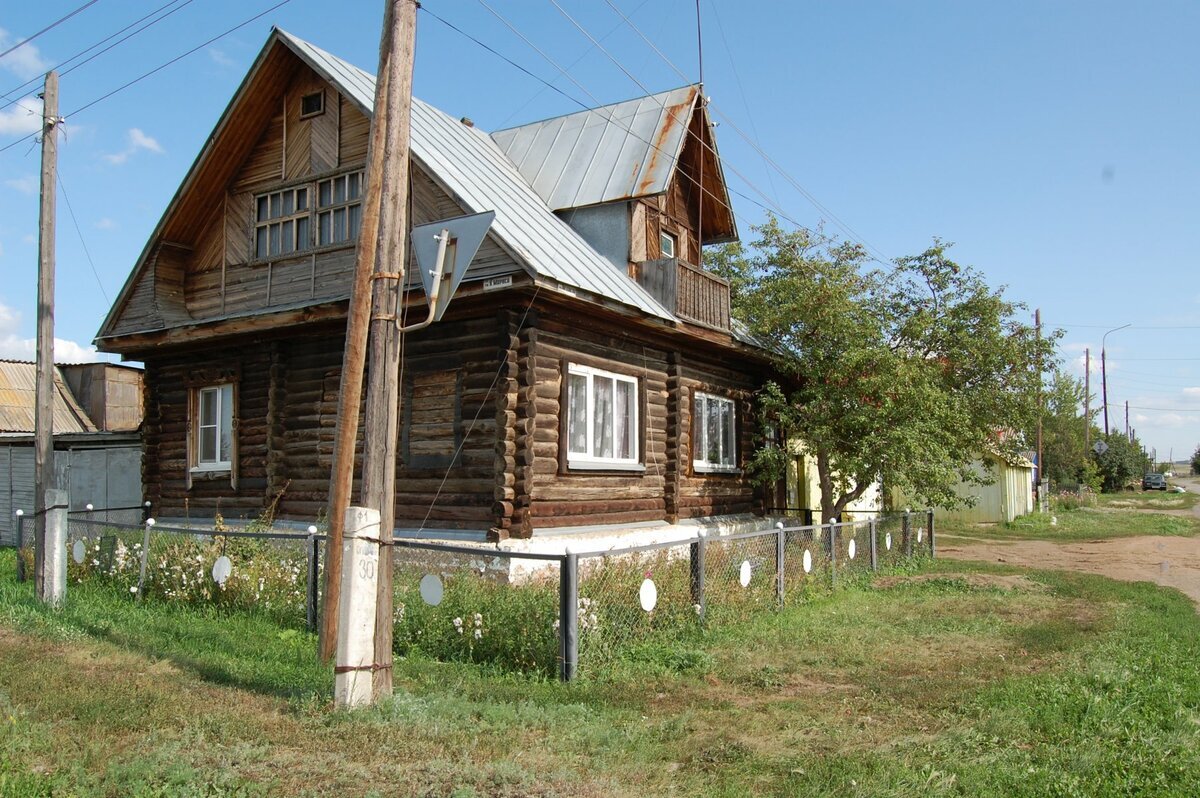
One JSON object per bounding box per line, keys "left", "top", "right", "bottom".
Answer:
{"left": 567, "top": 460, "right": 646, "bottom": 473}
{"left": 692, "top": 464, "right": 741, "bottom": 476}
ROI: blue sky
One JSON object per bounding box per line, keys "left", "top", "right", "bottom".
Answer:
{"left": 1, "top": 0, "right": 1197, "bottom": 463}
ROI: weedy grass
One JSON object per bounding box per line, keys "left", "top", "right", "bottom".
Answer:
{"left": 1, "top": 548, "right": 1198, "bottom": 796}
{"left": 1093, "top": 488, "right": 1199, "bottom": 512}
{"left": 938, "top": 505, "right": 1200, "bottom": 542}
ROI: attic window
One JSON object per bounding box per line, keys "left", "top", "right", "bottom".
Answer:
{"left": 660, "top": 231, "right": 677, "bottom": 259}
{"left": 300, "top": 91, "right": 324, "bottom": 118}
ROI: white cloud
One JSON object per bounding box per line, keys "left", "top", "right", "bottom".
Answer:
{"left": 1181, "top": 387, "right": 1200, "bottom": 402}
{"left": 0, "top": 96, "right": 42, "bottom": 137}
{"left": 0, "top": 301, "right": 110, "bottom": 364}
{"left": 21, "top": 234, "right": 34, "bottom": 246}
{"left": 104, "top": 127, "right": 164, "bottom": 165}
{"left": 4, "top": 175, "right": 38, "bottom": 194}
{"left": 0, "top": 28, "right": 50, "bottom": 80}
{"left": 94, "top": 218, "right": 116, "bottom": 230}
{"left": 208, "top": 47, "right": 236, "bottom": 68}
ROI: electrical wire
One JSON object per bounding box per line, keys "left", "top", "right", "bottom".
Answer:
{"left": 0, "top": 0, "right": 101, "bottom": 62}
{"left": 0, "top": 0, "right": 195, "bottom": 112}
{"left": 57, "top": 170, "right": 111, "bottom": 303}
{"left": 1, "top": 0, "right": 294, "bottom": 156}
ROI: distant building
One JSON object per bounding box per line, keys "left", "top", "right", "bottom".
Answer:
{"left": 0, "top": 360, "right": 143, "bottom": 543}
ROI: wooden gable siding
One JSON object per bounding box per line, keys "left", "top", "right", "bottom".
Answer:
{"left": 339, "top": 98, "right": 370, "bottom": 166}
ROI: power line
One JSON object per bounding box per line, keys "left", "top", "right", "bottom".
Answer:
{"left": 1128, "top": 405, "right": 1200, "bottom": 413}
{"left": 1, "top": 0, "right": 294, "bottom": 156}
{"left": 0, "top": 0, "right": 101, "bottom": 63}
{"left": 57, "top": 171, "right": 110, "bottom": 303}
{"left": 1, "top": 0, "right": 196, "bottom": 113}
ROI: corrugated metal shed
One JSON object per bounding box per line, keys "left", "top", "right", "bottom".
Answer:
{"left": 276, "top": 30, "right": 677, "bottom": 323}
{"left": 490, "top": 86, "right": 698, "bottom": 211}
{"left": 0, "top": 360, "right": 97, "bottom": 435}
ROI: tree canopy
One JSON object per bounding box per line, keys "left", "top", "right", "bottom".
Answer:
{"left": 710, "top": 218, "right": 1058, "bottom": 519}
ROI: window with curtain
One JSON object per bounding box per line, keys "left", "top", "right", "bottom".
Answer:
{"left": 566, "top": 364, "right": 639, "bottom": 468}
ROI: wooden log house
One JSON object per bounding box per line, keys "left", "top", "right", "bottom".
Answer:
{"left": 95, "top": 29, "right": 775, "bottom": 539}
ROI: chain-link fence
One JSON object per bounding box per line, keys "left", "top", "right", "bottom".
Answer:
{"left": 390, "top": 511, "right": 934, "bottom": 680}
{"left": 11, "top": 511, "right": 324, "bottom": 631}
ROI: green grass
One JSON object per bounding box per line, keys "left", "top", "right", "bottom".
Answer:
{"left": 938, "top": 505, "right": 1200, "bottom": 542}
{"left": 1093, "top": 487, "right": 1199, "bottom": 512}
{"left": 2, "top": 547, "right": 1199, "bottom": 796}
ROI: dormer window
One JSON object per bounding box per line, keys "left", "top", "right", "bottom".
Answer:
{"left": 660, "top": 231, "right": 677, "bottom": 259}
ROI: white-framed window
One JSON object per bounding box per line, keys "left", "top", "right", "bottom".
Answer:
{"left": 317, "top": 171, "right": 363, "bottom": 247}
{"left": 660, "top": 230, "right": 677, "bottom": 259}
{"left": 566, "top": 364, "right": 639, "bottom": 468}
{"left": 255, "top": 186, "right": 310, "bottom": 258}
{"left": 693, "top": 392, "right": 737, "bottom": 472}
{"left": 195, "top": 384, "right": 234, "bottom": 470}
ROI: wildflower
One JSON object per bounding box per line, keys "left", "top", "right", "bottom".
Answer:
{"left": 452, "top": 616, "right": 464, "bottom": 634}
{"left": 92, "top": 559, "right": 100, "bottom": 567}
{"left": 129, "top": 586, "right": 138, "bottom": 594}
{"left": 473, "top": 628, "right": 482, "bottom": 641}
{"left": 473, "top": 612, "right": 482, "bottom": 627}
{"left": 693, "top": 603, "right": 702, "bottom": 615}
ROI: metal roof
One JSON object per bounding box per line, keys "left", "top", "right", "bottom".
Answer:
{"left": 490, "top": 86, "right": 699, "bottom": 211}
{"left": 276, "top": 30, "right": 676, "bottom": 322}
{"left": 0, "top": 361, "right": 97, "bottom": 435}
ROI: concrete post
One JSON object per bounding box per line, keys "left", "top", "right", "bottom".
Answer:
{"left": 335, "top": 506, "right": 381, "bottom": 709}
{"left": 37, "top": 489, "right": 67, "bottom": 606}
{"left": 14, "top": 510, "right": 25, "bottom": 582}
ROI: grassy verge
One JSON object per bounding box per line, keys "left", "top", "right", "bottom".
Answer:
{"left": 1, "top": 549, "right": 1198, "bottom": 796}
{"left": 1093, "top": 489, "right": 1199, "bottom": 512}
{"left": 937, "top": 505, "right": 1200, "bottom": 542}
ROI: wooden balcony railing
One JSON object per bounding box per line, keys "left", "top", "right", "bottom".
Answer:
{"left": 634, "top": 257, "right": 731, "bottom": 331}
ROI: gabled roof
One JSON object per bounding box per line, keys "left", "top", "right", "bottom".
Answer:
{"left": 98, "top": 28, "right": 680, "bottom": 344}
{"left": 278, "top": 30, "right": 676, "bottom": 322}
{"left": 491, "top": 86, "right": 737, "bottom": 243}
{"left": 0, "top": 361, "right": 97, "bottom": 435}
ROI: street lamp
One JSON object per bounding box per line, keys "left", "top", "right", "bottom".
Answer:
{"left": 1101, "top": 323, "right": 1130, "bottom": 438}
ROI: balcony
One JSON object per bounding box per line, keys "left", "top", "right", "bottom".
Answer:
{"left": 634, "top": 257, "right": 731, "bottom": 331}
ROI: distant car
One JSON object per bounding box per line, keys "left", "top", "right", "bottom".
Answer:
{"left": 1142, "top": 473, "right": 1168, "bottom": 491}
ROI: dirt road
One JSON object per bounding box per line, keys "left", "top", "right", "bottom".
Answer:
{"left": 941, "top": 473, "right": 1200, "bottom": 607}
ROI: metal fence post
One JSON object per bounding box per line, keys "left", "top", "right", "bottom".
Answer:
{"left": 14, "top": 510, "right": 25, "bottom": 582}
{"left": 775, "top": 522, "right": 785, "bottom": 605}
{"left": 903, "top": 512, "right": 913, "bottom": 558}
{"left": 928, "top": 509, "right": 936, "bottom": 558}
{"left": 306, "top": 525, "right": 320, "bottom": 633}
{"left": 559, "top": 551, "right": 579, "bottom": 682}
{"left": 136, "top": 518, "right": 155, "bottom": 601}
{"left": 869, "top": 518, "right": 878, "bottom": 572}
{"left": 142, "top": 501, "right": 152, "bottom": 524}
{"left": 829, "top": 523, "right": 837, "bottom": 589}
{"left": 690, "top": 532, "right": 706, "bottom": 620}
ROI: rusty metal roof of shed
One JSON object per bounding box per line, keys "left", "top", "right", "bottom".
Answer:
{"left": 0, "top": 360, "right": 97, "bottom": 435}
{"left": 276, "top": 30, "right": 676, "bottom": 322}
{"left": 490, "top": 86, "right": 699, "bottom": 211}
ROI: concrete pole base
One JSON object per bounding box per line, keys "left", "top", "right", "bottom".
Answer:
{"left": 334, "top": 506, "right": 381, "bottom": 709}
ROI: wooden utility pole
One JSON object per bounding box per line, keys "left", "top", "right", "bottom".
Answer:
{"left": 319, "top": 0, "right": 417, "bottom": 666}
{"left": 1035, "top": 309, "right": 1043, "bottom": 489}
{"left": 34, "top": 71, "right": 60, "bottom": 602}
{"left": 363, "top": 0, "right": 417, "bottom": 700}
{"left": 1084, "top": 348, "right": 1090, "bottom": 453}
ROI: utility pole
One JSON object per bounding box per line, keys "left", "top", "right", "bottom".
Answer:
{"left": 319, "top": 0, "right": 417, "bottom": 667}
{"left": 1035, "top": 309, "right": 1043, "bottom": 491}
{"left": 1084, "top": 348, "right": 1090, "bottom": 453}
{"left": 1101, "top": 323, "right": 1129, "bottom": 438}
{"left": 1125, "top": 401, "right": 1130, "bottom": 441}
{"left": 34, "top": 71, "right": 61, "bottom": 603}
{"left": 362, "top": 0, "right": 417, "bottom": 701}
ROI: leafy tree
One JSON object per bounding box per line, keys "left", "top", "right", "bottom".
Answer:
{"left": 1092, "top": 433, "right": 1148, "bottom": 492}
{"left": 1190, "top": 444, "right": 1200, "bottom": 476}
{"left": 711, "top": 219, "right": 1057, "bottom": 520}
{"left": 1037, "top": 369, "right": 1096, "bottom": 487}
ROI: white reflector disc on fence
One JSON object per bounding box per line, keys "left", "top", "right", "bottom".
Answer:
{"left": 420, "top": 573, "right": 444, "bottom": 606}
{"left": 739, "top": 560, "right": 752, "bottom": 587}
{"left": 212, "top": 555, "right": 232, "bottom": 586}
{"left": 72, "top": 539, "right": 85, "bottom": 564}
{"left": 885, "top": 533, "right": 893, "bottom": 551}
{"left": 802, "top": 549, "right": 812, "bottom": 573}
{"left": 917, "top": 527, "right": 924, "bottom": 543}
{"left": 848, "top": 538, "right": 857, "bottom": 560}
{"left": 639, "top": 578, "right": 658, "bottom": 612}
